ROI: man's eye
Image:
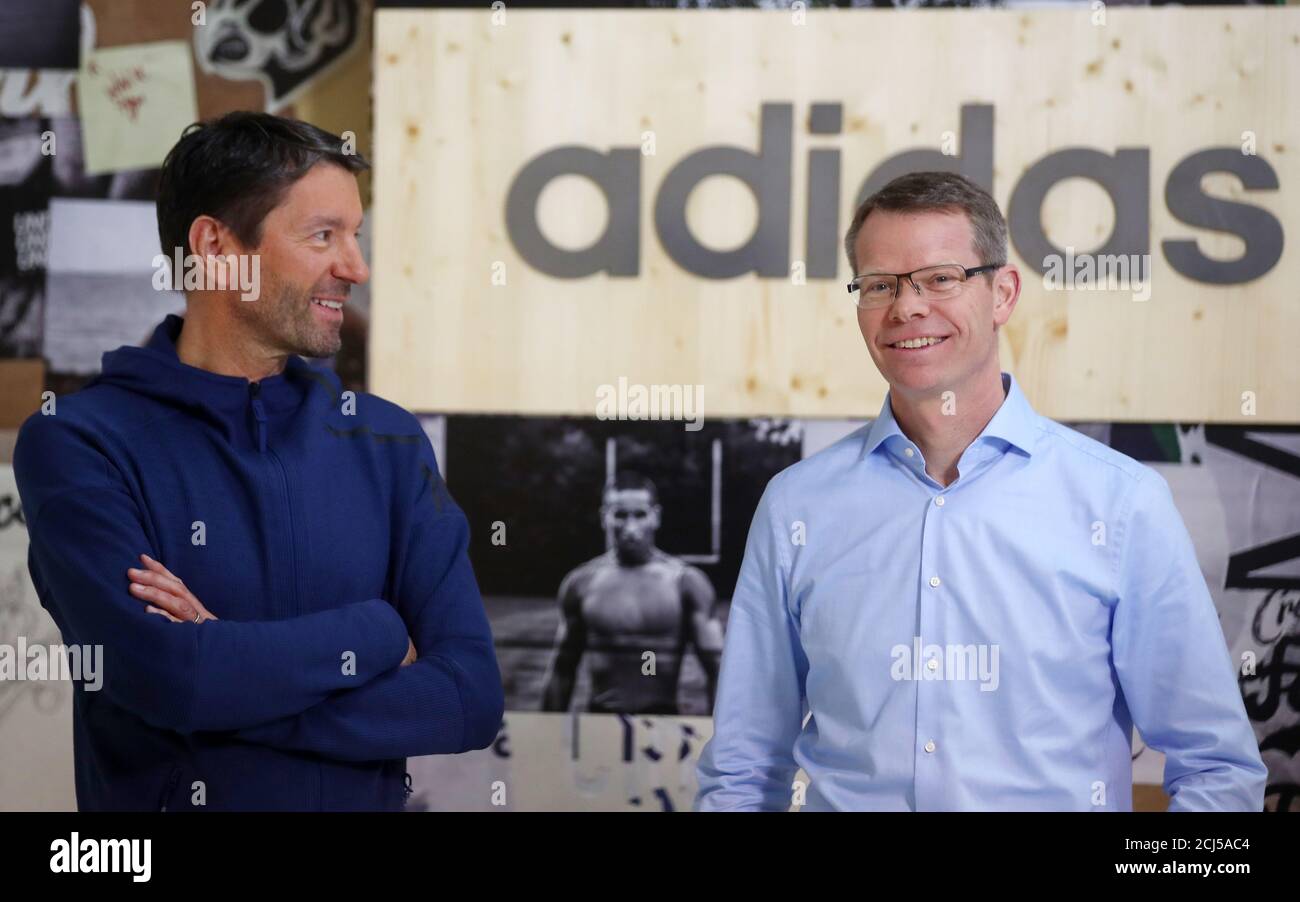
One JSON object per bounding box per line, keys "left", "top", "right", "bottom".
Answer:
{"left": 313, "top": 230, "right": 331, "bottom": 241}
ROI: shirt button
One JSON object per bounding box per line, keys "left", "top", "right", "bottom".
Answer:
{"left": 934, "top": 496, "right": 945, "bottom": 507}
{"left": 929, "top": 576, "right": 941, "bottom": 588}
{"left": 926, "top": 658, "right": 938, "bottom": 672}
{"left": 924, "top": 741, "right": 936, "bottom": 754}
{"left": 904, "top": 448, "right": 915, "bottom": 458}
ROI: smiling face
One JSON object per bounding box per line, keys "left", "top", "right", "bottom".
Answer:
{"left": 853, "top": 208, "right": 1018, "bottom": 402}
{"left": 230, "top": 161, "right": 369, "bottom": 359}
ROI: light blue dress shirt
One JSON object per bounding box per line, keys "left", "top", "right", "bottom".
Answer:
{"left": 696, "top": 372, "right": 1266, "bottom": 811}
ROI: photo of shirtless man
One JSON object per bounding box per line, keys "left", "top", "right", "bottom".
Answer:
{"left": 541, "top": 472, "right": 723, "bottom": 716}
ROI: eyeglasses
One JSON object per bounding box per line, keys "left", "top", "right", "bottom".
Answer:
{"left": 847, "top": 262, "right": 1003, "bottom": 309}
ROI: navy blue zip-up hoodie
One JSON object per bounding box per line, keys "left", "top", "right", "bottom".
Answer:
{"left": 13, "top": 314, "right": 504, "bottom": 811}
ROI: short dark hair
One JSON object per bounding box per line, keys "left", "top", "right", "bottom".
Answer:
{"left": 603, "top": 471, "right": 659, "bottom": 507}
{"left": 843, "top": 171, "right": 1007, "bottom": 277}
{"left": 156, "top": 111, "right": 370, "bottom": 259}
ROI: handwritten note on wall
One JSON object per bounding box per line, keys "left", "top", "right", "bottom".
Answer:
{"left": 78, "top": 41, "right": 197, "bottom": 175}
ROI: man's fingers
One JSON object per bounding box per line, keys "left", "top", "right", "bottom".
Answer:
{"left": 138, "top": 553, "right": 198, "bottom": 603}
{"left": 128, "top": 567, "right": 187, "bottom": 600}
{"left": 128, "top": 563, "right": 218, "bottom": 621}
{"left": 145, "top": 604, "right": 183, "bottom": 623}
{"left": 130, "top": 581, "right": 198, "bottom": 621}
{"left": 140, "top": 553, "right": 182, "bottom": 585}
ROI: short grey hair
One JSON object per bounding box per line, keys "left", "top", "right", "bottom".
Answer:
{"left": 843, "top": 171, "right": 1008, "bottom": 277}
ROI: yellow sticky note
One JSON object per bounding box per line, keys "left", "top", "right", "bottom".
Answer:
{"left": 78, "top": 40, "right": 198, "bottom": 175}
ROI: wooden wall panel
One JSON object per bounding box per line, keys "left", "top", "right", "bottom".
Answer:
{"left": 373, "top": 9, "right": 1300, "bottom": 422}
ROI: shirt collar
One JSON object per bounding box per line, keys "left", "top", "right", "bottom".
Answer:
{"left": 862, "top": 371, "right": 1040, "bottom": 460}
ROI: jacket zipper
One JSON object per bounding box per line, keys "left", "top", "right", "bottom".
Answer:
{"left": 249, "top": 381, "right": 268, "bottom": 453}
{"left": 158, "top": 765, "right": 183, "bottom": 811}
{"left": 267, "top": 451, "right": 300, "bottom": 619}
{"left": 249, "top": 381, "right": 316, "bottom": 809}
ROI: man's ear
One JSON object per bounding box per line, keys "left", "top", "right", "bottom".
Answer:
{"left": 187, "top": 216, "right": 254, "bottom": 294}
{"left": 186, "top": 215, "right": 228, "bottom": 261}
{"left": 992, "top": 264, "right": 1021, "bottom": 329}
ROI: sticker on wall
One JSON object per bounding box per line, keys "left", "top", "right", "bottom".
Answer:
{"left": 193, "top": 0, "right": 363, "bottom": 112}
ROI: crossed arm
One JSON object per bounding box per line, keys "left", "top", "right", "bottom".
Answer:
{"left": 129, "top": 553, "right": 418, "bottom": 668}
{"left": 15, "top": 416, "right": 503, "bottom": 762}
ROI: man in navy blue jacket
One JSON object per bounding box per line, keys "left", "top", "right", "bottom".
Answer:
{"left": 13, "top": 112, "right": 504, "bottom": 811}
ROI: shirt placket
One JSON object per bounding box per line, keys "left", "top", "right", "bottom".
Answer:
{"left": 913, "top": 469, "right": 947, "bottom": 812}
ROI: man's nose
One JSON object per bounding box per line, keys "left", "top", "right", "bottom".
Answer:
{"left": 888, "top": 279, "right": 929, "bottom": 321}
{"left": 334, "top": 234, "right": 370, "bottom": 286}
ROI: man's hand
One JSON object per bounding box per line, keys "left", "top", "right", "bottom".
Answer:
{"left": 129, "top": 553, "right": 417, "bottom": 668}
{"left": 127, "top": 554, "right": 219, "bottom": 623}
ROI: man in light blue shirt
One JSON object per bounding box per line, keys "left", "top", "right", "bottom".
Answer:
{"left": 695, "top": 171, "right": 1266, "bottom": 812}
